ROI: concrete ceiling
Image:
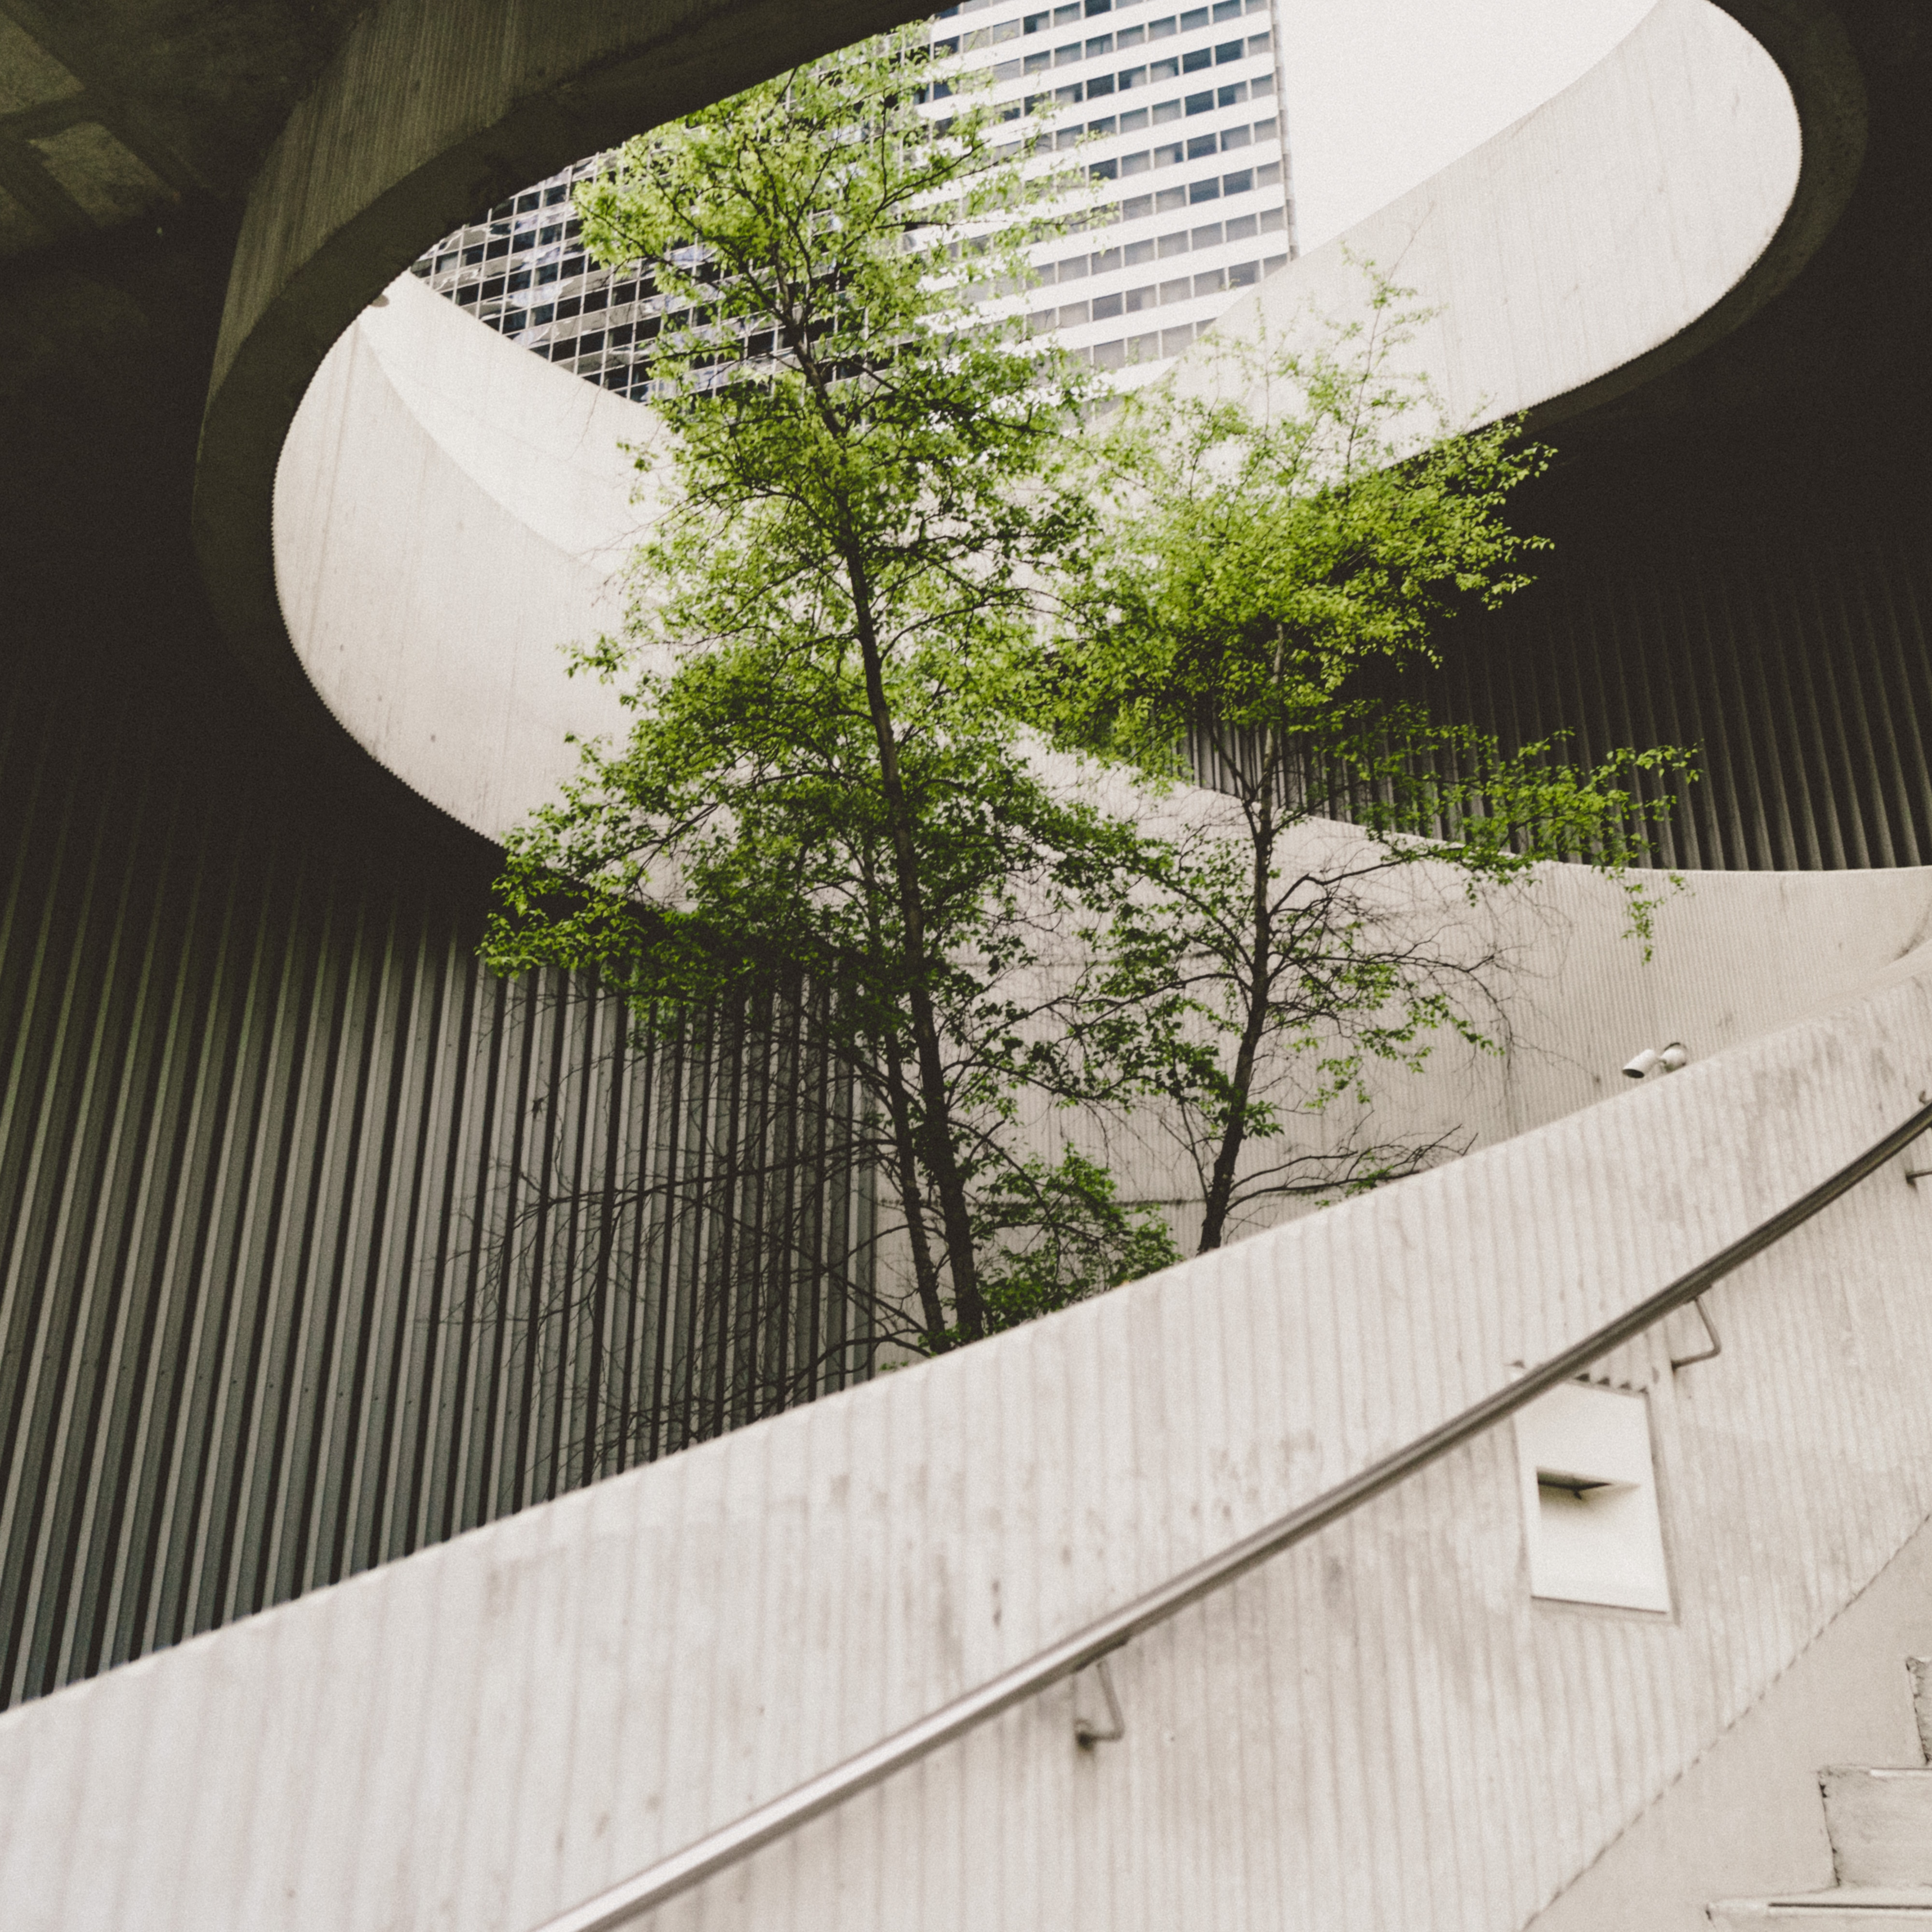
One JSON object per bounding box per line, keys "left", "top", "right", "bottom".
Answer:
{"left": 0, "top": 1, "right": 366, "bottom": 254}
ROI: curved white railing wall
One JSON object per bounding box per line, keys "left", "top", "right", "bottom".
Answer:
{"left": 1201, "top": 0, "right": 1798, "bottom": 424}
{"left": 272, "top": 0, "right": 1798, "bottom": 853}
{"left": 275, "top": 280, "right": 646, "bottom": 840}
{"left": 4, "top": 926, "right": 1931, "bottom": 1932}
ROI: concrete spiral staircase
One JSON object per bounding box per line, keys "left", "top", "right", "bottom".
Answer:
{"left": 1710, "top": 1662, "right": 1932, "bottom": 1927}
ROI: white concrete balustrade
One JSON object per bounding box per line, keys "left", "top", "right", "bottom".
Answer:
{"left": 272, "top": 0, "right": 1801, "bottom": 855}
{"left": 3, "top": 911, "right": 1931, "bottom": 1931}
{"left": 1209, "top": 0, "right": 1799, "bottom": 429}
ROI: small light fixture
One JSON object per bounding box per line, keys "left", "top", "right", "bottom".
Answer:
{"left": 1623, "top": 1041, "right": 1688, "bottom": 1080}
{"left": 1518, "top": 1383, "right": 1672, "bottom": 1613}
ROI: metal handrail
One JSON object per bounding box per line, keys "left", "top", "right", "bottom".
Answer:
{"left": 537, "top": 1093, "right": 1932, "bottom": 1932}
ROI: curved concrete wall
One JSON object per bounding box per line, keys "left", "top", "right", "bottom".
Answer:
{"left": 192, "top": 0, "right": 939, "bottom": 727}
{"left": 1197, "top": 0, "right": 1799, "bottom": 427}
{"left": 272, "top": 0, "right": 1809, "bottom": 851}
{"left": 196, "top": 0, "right": 1868, "bottom": 765}
{"left": 5, "top": 897, "right": 1932, "bottom": 1932}
{"left": 275, "top": 275, "right": 643, "bottom": 838}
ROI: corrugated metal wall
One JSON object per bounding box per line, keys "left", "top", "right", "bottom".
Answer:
{"left": 5, "top": 505, "right": 1930, "bottom": 1714}
{"left": 0, "top": 659, "right": 875, "bottom": 1711}
{"left": 1421, "top": 519, "right": 1932, "bottom": 873}
{"left": 1191, "top": 520, "right": 1932, "bottom": 876}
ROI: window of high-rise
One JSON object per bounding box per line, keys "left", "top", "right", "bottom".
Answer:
{"left": 410, "top": 0, "right": 1296, "bottom": 396}
{"left": 954, "top": 0, "right": 1294, "bottom": 377}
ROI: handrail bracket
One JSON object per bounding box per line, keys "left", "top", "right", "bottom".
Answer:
{"left": 1670, "top": 1294, "right": 1724, "bottom": 1371}
{"left": 1074, "top": 1656, "right": 1125, "bottom": 1748}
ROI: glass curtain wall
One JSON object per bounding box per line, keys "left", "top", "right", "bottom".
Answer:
{"left": 411, "top": 0, "right": 1295, "bottom": 392}
{"left": 957, "top": 0, "right": 1294, "bottom": 377}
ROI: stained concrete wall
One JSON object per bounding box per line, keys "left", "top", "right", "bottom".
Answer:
{"left": 3, "top": 886, "right": 1931, "bottom": 1932}
{"left": 1528, "top": 1504, "right": 1932, "bottom": 1930}
{"left": 1196, "top": 0, "right": 1801, "bottom": 429}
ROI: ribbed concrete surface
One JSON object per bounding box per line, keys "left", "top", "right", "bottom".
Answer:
{"left": 3, "top": 925, "right": 1931, "bottom": 1930}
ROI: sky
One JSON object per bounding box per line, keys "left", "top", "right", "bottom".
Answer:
{"left": 1278, "top": 0, "right": 1657, "bottom": 251}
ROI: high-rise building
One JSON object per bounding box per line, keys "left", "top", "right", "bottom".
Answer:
{"left": 411, "top": 0, "right": 1295, "bottom": 392}
{"left": 949, "top": 0, "right": 1295, "bottom": 378}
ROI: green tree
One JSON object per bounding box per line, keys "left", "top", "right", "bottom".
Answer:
{"left": 484, "top": 28, "right": 1177, "bottom": 1359}
{"left": 1047, "top": 277, "right": 1696, "bottom": 1253}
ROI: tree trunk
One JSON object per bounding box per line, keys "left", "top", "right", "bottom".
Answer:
{"left": 842, "top": 553, "right": 988, "bottom": 1339}
{"left": 789, "top": 343, "right": 985, "bottom": 1340}
{"left": 878, "top": 1049, "right": 952, "bottom": 1347}
{"left": 1198, "top": 789, "right": 1275, "bottom": 1254}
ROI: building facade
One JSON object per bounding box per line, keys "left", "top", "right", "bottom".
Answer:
{"left": 411, "top": 0, "right": 1293, "bottom": 391}
{"left": 954, "top": 0, "right": 1294, "bottom": 375}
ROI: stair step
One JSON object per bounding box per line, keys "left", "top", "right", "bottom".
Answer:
{"left": 1709, "top": 1889, "right": 1932, "bottom": 1927}
{"left": 1823, "top": 1768, "right": 1932, "bottom": 1885}
{"left": 1910, "top": 1660, "right": 1932, "bottom": 1766}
